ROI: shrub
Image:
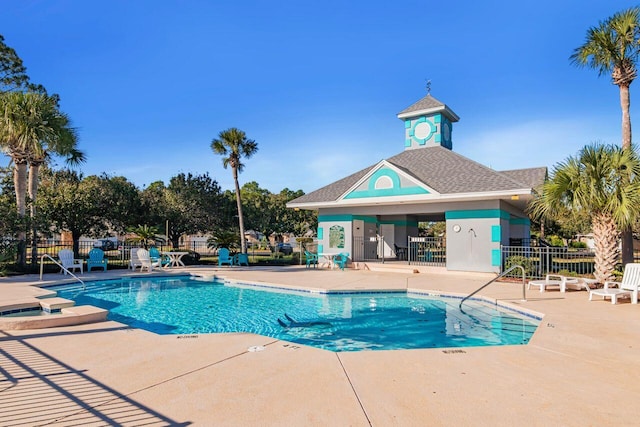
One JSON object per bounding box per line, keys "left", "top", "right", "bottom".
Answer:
{"left": 569, "top": 241, "right": 587, "bottom": 249}
{"left": 504, "top": 255, "right": 536, "bottom": 277}
{"left": 556, "top": 269, "right": 578, "bottom": 277}
{"left": 182, "top": 250, "right": 201, "bottom": 265}
{"left": 547, "top": 235, "right": 565, "bottom": 247}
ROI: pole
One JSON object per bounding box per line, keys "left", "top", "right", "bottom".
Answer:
{"left": 166, "top": 220, "right": 169, "bottom": 249}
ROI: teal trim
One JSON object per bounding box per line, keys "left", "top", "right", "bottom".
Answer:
{"left": 491, "top": 249, "right": 501, "bottom": 267}
{"left": 433, "top": 114, "right": 441, "bottom": 124}
{"left": 510, "top": 217, "right": 531, "bottom": 225}
{"left": 369, "top": 168, "right": 401, "bottom": 190}
{"left": 345, "top": 186, "right": 429, "bottom": 199}
{"left": 411, "top": 117, "right": 435, "bottom": 144}
{"left": 405, "top": 120, "right": 412, "bottom": 129}
{"left": 318, "top": 244, "right": 324, "bottom": 254}
{"left": 343, "top": 167, "right": 429, "bottom": 199}
{"left": 319, "top": 215, "right": 351, "bottom": 222}
{"left": 491, "top": 225, "right": 501, "bottom": 242}
{"left": 317, "top": 227, "right": 323, "bottom": 239}
{"left": 318, "top": 215, "right": 377, "bottom": 223}
{"left": 435, "top": 133, "right": 441, "bottom": 143}
{"left": 405, "top": 138, "right": 412, "bottom": 147}
{"left": 354, "top": 215, "right": 378, "bottom": 223}
{"left": 446, "top": 209, "right": 510, "bottom": 220}
{"left": 379, "top": 220, "right": 417, "bottom": 226}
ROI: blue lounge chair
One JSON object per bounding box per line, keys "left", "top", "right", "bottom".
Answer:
{"left": 149, "top": 247, "right": 170, "bottom": 267}
{"left": 304, "top": 251, "right": 318, "bottom": 268}
{"left": 87, "top": 248, "right": 107, "bottom": 272}
{"left": 218, "top": 248, "right": 233, "bottom": 266}
{"left": 234, "top": 253, "right": 249, "bottom": 266}
{"left": 334, "top": 253, "right": 349, "bottom": 270}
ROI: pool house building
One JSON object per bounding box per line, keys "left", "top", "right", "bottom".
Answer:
{"left": 287, "top": 94, "right": 546, "bottom": 273}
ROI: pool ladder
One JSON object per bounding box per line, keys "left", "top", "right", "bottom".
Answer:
{"left": 459, "top": 265, "right": 526, "bottom": 309}
{"left": 39, "top": 254, "right": 86, "bottom": 290}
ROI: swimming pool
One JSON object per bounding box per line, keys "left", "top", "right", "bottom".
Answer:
{"left": 53, "top": 275, "right": 540, "bottom": 352}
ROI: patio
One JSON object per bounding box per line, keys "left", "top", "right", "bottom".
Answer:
{"left": 1, "top": 266, "right": 639, "bottom": 426}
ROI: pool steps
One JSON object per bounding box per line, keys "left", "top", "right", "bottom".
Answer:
{"left": 0, "top": 295, "right": 107, "bottom": 330}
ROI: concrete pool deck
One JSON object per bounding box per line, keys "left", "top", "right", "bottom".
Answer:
{"left": 1, "top": 266, "right": 639, "bottom": 426}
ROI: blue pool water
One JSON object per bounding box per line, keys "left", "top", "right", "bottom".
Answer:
{"left": 53, "top": 275, "right": 540, "bottom": 352}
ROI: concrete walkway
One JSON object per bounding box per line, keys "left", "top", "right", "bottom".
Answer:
{"left": 1, "top": 266, "right": 639, "bottom": 426}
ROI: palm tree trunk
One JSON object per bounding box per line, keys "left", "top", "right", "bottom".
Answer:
{"left": 620, "top": 84, "right": 632, "bottom": 150}
{"left": 619, "top": 84, "right": 635, "bottom": 266}
{"left": 14, "top": 160, "right": 27, "bottom": 267}
{"left": 592, "top": 212, "right": 619, "bottom": 283}
{"left": 232, "top": 167, "right": 247, "bottom": 253}
{"left": 29, "top": 163, "right": 40, "bottom": 266}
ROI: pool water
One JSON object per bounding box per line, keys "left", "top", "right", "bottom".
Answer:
{"left": 53, "top": 276, "right": 540, "bottom": 352}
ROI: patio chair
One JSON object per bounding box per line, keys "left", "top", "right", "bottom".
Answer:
{"left": 304, "top": 251, "right": 318, "bottom": 269}
{"left": 218, "top": 248, "right": 233, "bottom": 267}
{"left": 589, "top": 263, "right": 640, "bottom": 304}
{"left": 129, "top": 248, "right": 143, "bottom": 270}
{"left": 136, "top": 248, "right": 159, "bottom": 273}
{"left": 394, "top": 244, "right": 407, "bottom": 261}
{"left": 334, "top": 253, "right": 349, "bottom": 270}
{"left": 527, "top": 274, "right": 580, "bottom": 293}
{"left": 233, "top": 253, "right": 249, "bottom": 266}
{"left": 58, "top": 249, "right": 83, "bottom": 275}
{"left": 87, "top": 248, "right": 107, "bottom": 272}
{"left": 149, "top": 247, "right": 170, "bottom": 267}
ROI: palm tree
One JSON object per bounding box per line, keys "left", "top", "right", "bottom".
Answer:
{"left": 0, "top": 91, "right": 82, "bottom": 266}
{"left": 530, "top": 144, "right": 640, "bottom": 283}
{"left": 570, "top": 7, "right": 640, "bottom": 264}
{"left": 211, "top": 128, "right": 258, "bottom": 254}
{"left": 127, "top": 224, "right": 162, "bottom": 249}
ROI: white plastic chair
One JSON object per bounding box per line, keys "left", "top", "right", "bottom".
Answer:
{"left": 136, "top": 248, "right": 159, "bottom": 273}
{"left": 129, "top": 248, "right": 143, "bottom": 270}
{"left": 58, "top": 249, "right": 83, "bottom": 275}
{"left": 527, "top": 274, "right": 579, "bottom": 292}
{"left": 590, "top": 263, "right": 640, "bottom": 304}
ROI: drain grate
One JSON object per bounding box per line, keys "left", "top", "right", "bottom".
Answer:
{"left": 442, "top": 349, "right": 466, "bottom": 354}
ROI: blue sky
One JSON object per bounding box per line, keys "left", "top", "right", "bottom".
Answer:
{"left": 1, "top": 0, "right": 638, "bottom": 193}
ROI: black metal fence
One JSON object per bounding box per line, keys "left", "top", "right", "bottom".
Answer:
{"left": 352, "top": 236, "right": 384, "bottom": 262}
{"left": 12, "top": 239, "right": 307, "bottom": 270}
{"left": 25, "top": 240, "right": 185, "bottom": 269}
{"left": 408, "top": 237, "right": 446, "bottom": 267}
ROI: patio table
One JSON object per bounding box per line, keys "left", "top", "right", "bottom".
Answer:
{"left": 162, "top": 251, "right": 189, "bottom": 268}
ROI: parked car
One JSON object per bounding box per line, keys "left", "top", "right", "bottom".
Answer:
{"left": 275, "top": 243, "right": 293, "bottom": 255}
{"left": 93, "top": 239, "right": 117, "bottom": 251}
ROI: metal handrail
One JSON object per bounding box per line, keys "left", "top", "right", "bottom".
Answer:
{"left": 39, "top": 254, "right": 86, "bottom": 289}
{"left": 459, "top": 264, "right": 526, "bottom": 309}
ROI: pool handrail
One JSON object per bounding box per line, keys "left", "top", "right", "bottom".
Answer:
{"left": 459, "top": 264, "right": 526, "bottom": 309}
{"left": 40, "top": 253, "right": 86, "bottom": 290}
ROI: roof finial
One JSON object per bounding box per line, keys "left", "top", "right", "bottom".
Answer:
{"left": 426, "top": 79, "right": 431, "bottom": 95}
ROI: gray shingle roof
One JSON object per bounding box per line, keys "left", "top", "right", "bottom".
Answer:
{"left": 288, "top": 146, "right": 547, "bottom": 205}
{"left": 386, "top": 147, "right": 537, "bottom": 193}
{"left": 397, "top": 94, "right": 446, "bottom": 116}
{"left": 397, "top": 94, "right": 460, "bottom": 122}
{"left": 289, "top": 165, "right": 374, "bottom": 204}
{"left": 499, "top": 167, "right": 547, "bottom": 190}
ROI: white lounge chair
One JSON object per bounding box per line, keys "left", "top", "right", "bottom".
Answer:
{"left": 136, "top": 248, "right": 159, "bottom": 273}
{"left": 129, "top": 248, "right": 143, "bottom": 270}
{"left": 589, "top": 263, "right": 640, "bottom": 304}
{"left": 58, "top": 249, "right": 83, "bottom": 275}
{"left": 528, "top": 274, "right": 579, "bottom": 293}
